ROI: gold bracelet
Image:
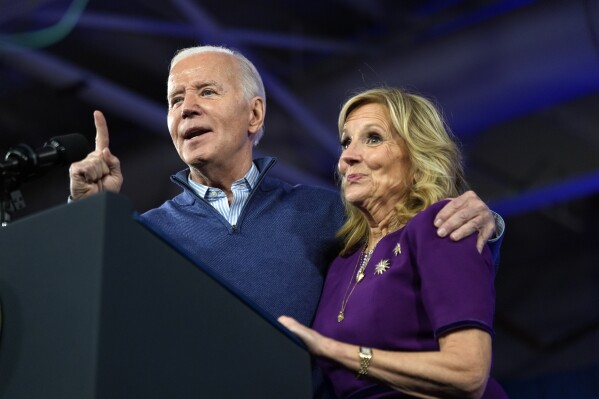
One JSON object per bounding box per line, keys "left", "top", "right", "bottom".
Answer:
{"left": 356, "top": 346, "right": 372, "bottom": 378}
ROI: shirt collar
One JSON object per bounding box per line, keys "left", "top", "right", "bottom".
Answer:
{"left": 187, "top": 162, "right": 259, "bottom": 199}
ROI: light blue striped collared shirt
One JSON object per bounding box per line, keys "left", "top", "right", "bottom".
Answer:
{"left": 187, "top": 163, "right": 259, "bottom": 226}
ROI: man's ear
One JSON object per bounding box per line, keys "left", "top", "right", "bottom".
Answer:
{"left": 248, "top": 96, "right": 265, "bottom": 135}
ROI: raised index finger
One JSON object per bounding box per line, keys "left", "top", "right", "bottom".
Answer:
{"left": 93, "top": 110, "right": 110, "bottom": 151}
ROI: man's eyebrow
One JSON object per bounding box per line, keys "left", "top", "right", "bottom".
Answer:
{"left": 167, "top": 80, "right": 222, "bottom": 100}
{"left": 167, "top": 86, "right": 183, "bottom": 100}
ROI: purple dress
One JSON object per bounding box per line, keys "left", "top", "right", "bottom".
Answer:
{"left": 312, "top": 200, "right": 508, "bottom": 398}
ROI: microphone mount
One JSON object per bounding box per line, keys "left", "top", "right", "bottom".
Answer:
{"left": 1, "top": 134, "right": 91, "bottom": 226}
{"left": 0, "top": 145, "right": 31, "bottom": 226}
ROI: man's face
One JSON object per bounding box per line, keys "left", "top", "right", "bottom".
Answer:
{"left": 167, "top": 52, "right": 262, "bottom": 177}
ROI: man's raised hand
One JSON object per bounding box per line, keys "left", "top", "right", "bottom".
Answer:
{"left": 69, "top": 111, "right": 123, "bottom": 200}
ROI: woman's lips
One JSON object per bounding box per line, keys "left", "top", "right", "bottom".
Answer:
{"left": 346, "top": 173, "right": 365, "bottom": 183}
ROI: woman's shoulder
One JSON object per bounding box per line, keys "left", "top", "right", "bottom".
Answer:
{"left": 406, "top": 199, "right": 451, "bottom": 231}
{"left": 381, "top": 200, "right": 450, "bottom": 245}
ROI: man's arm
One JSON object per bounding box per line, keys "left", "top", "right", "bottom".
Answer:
{"left": 69, "top": 111, "right": 123, "bottom": 199}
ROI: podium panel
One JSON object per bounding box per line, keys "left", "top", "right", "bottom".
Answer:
{"left": 0, "top": 193, "right": 311, "bottom": 398}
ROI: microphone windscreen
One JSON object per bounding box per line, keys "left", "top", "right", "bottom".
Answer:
{"left": 45, "top": 133, "right": 92, "bottom": 165}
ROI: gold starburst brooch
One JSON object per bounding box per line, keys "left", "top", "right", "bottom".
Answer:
{"left": 374, "top": 259, "right": 390, "bottom": 275}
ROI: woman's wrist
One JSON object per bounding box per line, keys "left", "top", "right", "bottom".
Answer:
{"left": 356, "top": 346, "right": 373, "bottom": 378}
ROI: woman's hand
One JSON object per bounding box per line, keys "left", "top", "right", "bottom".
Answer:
{"left": 278, "top": 315, "right": 332, "bottom": 358}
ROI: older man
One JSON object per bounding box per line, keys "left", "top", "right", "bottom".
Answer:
{"left": 69, "top": 45, "right": 501, "bottom": 326}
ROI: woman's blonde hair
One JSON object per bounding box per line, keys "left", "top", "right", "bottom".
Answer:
{"left": 336, "top": 87, "right": 468, "bottom": 255}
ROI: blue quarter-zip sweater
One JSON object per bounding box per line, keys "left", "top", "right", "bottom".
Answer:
{"left": 139, "top": 157, "right": 345, "bottom": 326}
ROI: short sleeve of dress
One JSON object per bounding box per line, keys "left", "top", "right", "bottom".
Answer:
{"left": 406, "top": 200, "right": 496, "bottom": 338}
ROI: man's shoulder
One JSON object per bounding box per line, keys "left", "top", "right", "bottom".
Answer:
{"left": 254, "top": 157, "right": 339, "bottom": 194}
{"left": 260, "top": 176, "right": 341, "bottom": 202}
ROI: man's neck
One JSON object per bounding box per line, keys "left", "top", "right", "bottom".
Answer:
{"left": 189, "top": 161, "right": 253, "bottom": 202}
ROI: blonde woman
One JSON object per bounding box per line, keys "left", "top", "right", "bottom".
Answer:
{"left": 280, "top": 88, "right": 507, "bottom": 399}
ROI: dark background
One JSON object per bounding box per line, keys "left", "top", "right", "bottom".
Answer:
{"left": 1, "top": 0, "right": 598, "bottom": 396}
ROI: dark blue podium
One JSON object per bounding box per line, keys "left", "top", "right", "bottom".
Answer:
{"left": 0, "top": 193, "right": 311, "bottom": 398}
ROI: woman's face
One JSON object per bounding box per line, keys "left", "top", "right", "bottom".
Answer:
{"left": 338, "top": 102, "right": 412, "bottom": 214}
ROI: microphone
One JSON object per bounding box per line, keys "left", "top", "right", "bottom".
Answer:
{"left": 1, "top": 133, "right": 91, "bottom": 182}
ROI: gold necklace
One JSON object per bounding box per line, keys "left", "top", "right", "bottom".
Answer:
{"left": 337, "top": 244, "right": 373, "bottom": 323}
